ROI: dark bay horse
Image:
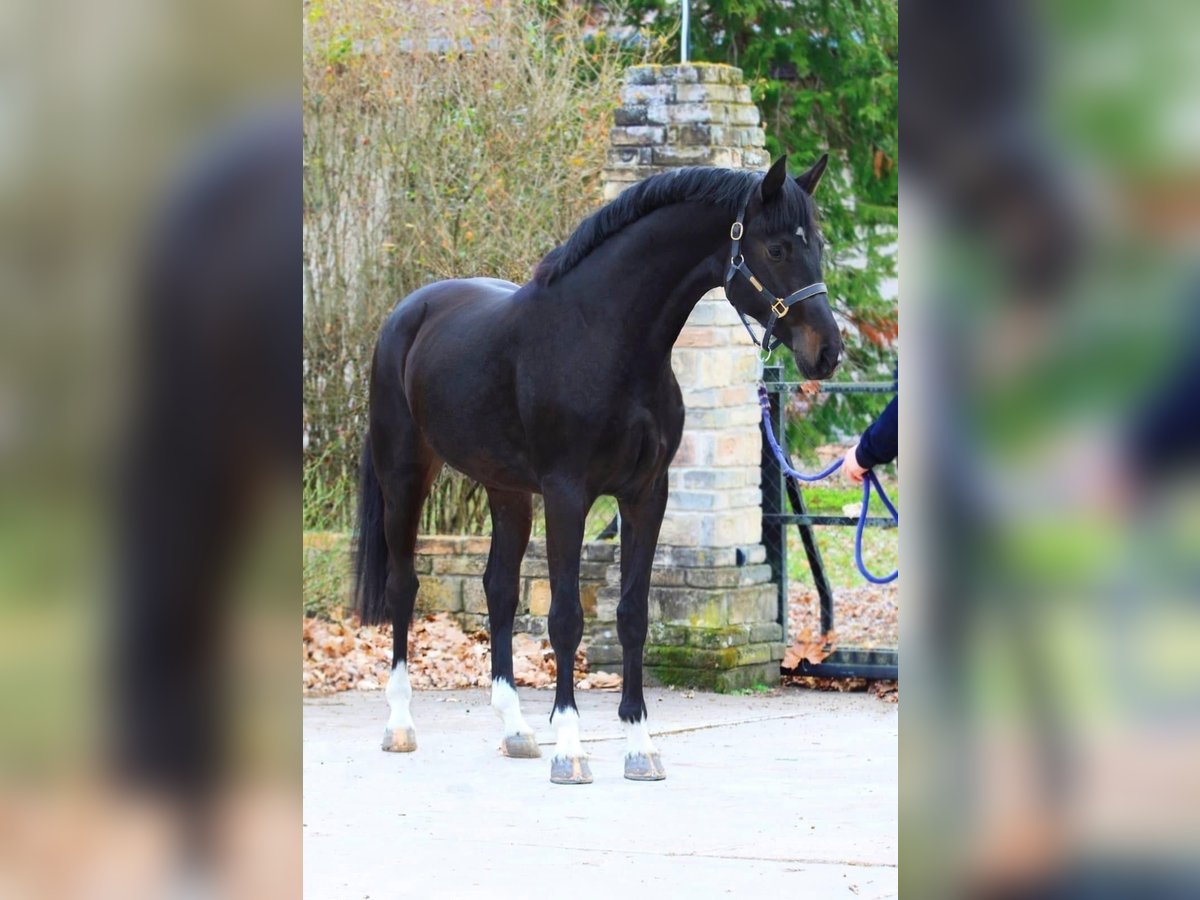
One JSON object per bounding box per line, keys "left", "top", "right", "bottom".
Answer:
{"left": 354, "top": 155, "right": 841, "bottom": 783}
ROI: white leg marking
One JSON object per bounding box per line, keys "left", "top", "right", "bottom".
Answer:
{"left": 552, "top": 707, "right": 585, "bottom": 760}
{"left": 624, "top": 720, "right": 657, "bottom": 758}
{"left": 386, "top": 662, "right": 414, "bottom": 730}
{"left": 490, "top": 678, "right": 534, "bottom": 738}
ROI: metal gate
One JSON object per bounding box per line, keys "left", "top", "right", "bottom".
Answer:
{"left": 760, "top": 365, "right": 898, "bottom": 680}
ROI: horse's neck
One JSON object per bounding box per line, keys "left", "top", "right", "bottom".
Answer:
{"left": 554, "top": 201, "right": 730, "bottom": 365}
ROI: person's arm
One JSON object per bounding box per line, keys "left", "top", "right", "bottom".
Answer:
{"left": 844, "top": 397, "right": 898, "bottom": 483}
{"left": 856, "top": 396, "right": 898, "bottom": 469}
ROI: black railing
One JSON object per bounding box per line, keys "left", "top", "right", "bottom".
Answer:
{"left": 760, "top": 365, "right": 898, "bottom": 680}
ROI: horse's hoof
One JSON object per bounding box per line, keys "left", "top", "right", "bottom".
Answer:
{"left": 381, "top": 727, "right": 417, "bottom": 752}
{"left": 549, "top": 756, "right": 593, "bottom": 784}
{"left": 624, "top": 752, "right": 666, "bottom": 781}
{"left": 501, "top": 733, "right": 541, "bottom": 758}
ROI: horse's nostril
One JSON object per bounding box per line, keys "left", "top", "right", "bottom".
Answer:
{"left": 820, "top": 345, "right": 841, "bottom": 374}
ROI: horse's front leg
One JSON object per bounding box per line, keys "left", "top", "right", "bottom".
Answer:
{"left": 617, "top": 475, "right": 669, "bottom": 781}
{"left": 543, "top": 479, "right": 591, "bottom": 784}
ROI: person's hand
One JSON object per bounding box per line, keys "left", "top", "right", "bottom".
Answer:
{"left": 843, "top": 443, "right": 868, "bottom": 484}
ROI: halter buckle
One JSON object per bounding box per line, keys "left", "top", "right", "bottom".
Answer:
{"left": 771, "top": 298, "right": 789, "bottom": 317}
{"left": 729, "top": 221, "right": 744, "bottom": 241}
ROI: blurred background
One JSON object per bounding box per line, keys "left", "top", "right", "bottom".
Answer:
{"left": 0, "top": 0, "right": 297, "bottom": 896}
{"left": 900, "top": 0, "right": 1200, "bottom": 896}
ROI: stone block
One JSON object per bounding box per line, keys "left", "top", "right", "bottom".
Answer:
{"left": 714, "top": 430, "right": 761, "bottom": 465}
{"left": 647, "top": 565, "right": 689, "bottom": 587}
{"left": 733, "top": 643, "right": 772, "bottom": 666}
{"left": 613, "top": 105, "right": 648, "bottom": 126}
{"left": 512, "top": 614, "right": 546, "bottom": 636}
{"left": 669, "top": 431, "right": 715, "bottom": 467}
{"left": 432, "top": 555, "right": 486, "bottom": 576}
{"left": 607, "top": 146, "right": 653, "bottom": 168}
{"left": 684, "top": 563, "right": 773, "bottom": 589}
{"left": 696, "top": 64, "right": 742, "bottom": 84}
{"left": 580, "top": 582, "right": 599, "bottom": 618}
{"left": 528, "top": 579, "right": 551, "bottom": 616}
{"left": 658, "top": 64, "right": 700, "bottom": 83}
{"left": 678, "top": 467, "right": 756, "bottom": 490}
{"left": 693, "top": 350, "right": 734, "bottom": 388}
{"left": 461, "top": 578, "right": 488, "bottom": 615}
{"left": 653, "top": 545, "right": 738, "bottom": 568}
{"left": 742, "top": 148, "right": 769, "bottom": 169}
{"left": 711, "top": 507, "right": 762, "bottom": 547}
{"left": 519, "top": 558, "right": 549, "bottom": 579}
{"left": 730, "top": 104, "right": 761, "bottom": 126}
{"left": 651, "top": 145, "right": 737, "bottom": 167}
{"left": 624, "top": 65, "right": 660, "bottom": 85}
{"left": 643, "top": 660, "right": 777, "bottom": 692}
{"left": 681, "top": 404, "right": 760, "bottom": 430}
{"left": 664, "top": 102, "right": 723, "bottom": 125}
{"left": 644, "top": 644, "right": 739, "bottom": 670}
{"left": 416, "top": 576, "right": 460, "bottom": 613}
{"left": 668, "top": 490, "right": 720, "bottom": 512}
{"left": 463, "top": 537, "right": 491, "bottom": 555}
{"left": 674, "top": 326, "right": 731, "bottom": 348}
{"left": 582, "top": 542, "right": 618, "bottom": 563}
{"left": 749, "top": 621, "right": 784, "bottom": 643}
{"left": 620, "top": 84, "right": 674, "bottom": 106}
{"left": 594, "top": 586, "right": 619, "bottom": 621}
{"left": 673, "top": 123, "right": 726, "bottom": 146}
{"left": 586, "top": 643, "right": 624, "bottom": 665}
{"left": 656, "top": 513, "right": 711, "bottom": 547}
{"left": 610, "top": 126, "right": 666, "bottom": 147}
{"left": 647, "top": 622, "right": 689, "bottom": 646}
{"left": 674, "top": 83, "right": 738, "bottom": 104}
{"left": 686, "top": 625, "right": 752, "bottom": 649}
{"left": 416, "top": 536, "right": 465, "bottom": 556}
{"left": 724, "top": 584, "right": 777, "bottom": 624}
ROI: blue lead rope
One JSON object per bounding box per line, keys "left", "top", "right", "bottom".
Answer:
{"left": 757, "top": 384, "right": 898, "bottom": 585}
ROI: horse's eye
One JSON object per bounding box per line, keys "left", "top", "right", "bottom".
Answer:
{"left": 766, "top": 243, "right": 783, "bottom": 260}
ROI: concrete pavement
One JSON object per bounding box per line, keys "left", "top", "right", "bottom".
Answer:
{"left": 304, "top": 686, "right": 897, "bottom": 899}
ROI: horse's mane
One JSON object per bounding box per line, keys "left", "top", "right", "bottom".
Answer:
{"left": 533, "top": 166, "right": 812, "bottom": 286}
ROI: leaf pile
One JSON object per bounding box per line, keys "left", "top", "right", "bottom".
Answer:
{"left": 784, "top": 581, "right": 898, "bottom": 703}
{"left": 788, "top": 584, "right": 898, "bottom": 650}
{"left": 303, "top": 613, "right": 620, "bottom": 695}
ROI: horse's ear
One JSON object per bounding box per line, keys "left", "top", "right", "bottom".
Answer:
{"left": 795, "top": 152, "right": 829, "bottom": 195}
{"left": 761, "top": 155, "right": 788, "bottom": 202}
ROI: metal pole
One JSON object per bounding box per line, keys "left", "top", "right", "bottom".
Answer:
{"left": 680, "top": 0, "right": 689, "bottom": 63}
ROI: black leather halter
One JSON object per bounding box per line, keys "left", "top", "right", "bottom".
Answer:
{"left": 724, "top": 179, "right": 828, "bottom": 354}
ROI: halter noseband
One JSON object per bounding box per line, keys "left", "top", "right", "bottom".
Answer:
{"left": 724, "top": 179, "right": 827, "bottom": 355}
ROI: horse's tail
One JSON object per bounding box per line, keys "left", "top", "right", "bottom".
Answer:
{"left": 353, "top": 435, "right": 390, "bottom": 626}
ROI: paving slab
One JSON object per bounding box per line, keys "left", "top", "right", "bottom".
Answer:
{"left": 304, "top": 686, "right": 897, "bottom": 899}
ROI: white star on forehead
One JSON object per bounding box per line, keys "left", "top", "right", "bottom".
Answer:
{"left": 795, "top": 225, "right": 807, "bottom": 244}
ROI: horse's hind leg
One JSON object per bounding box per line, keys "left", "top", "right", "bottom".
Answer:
{"left": 484, "top": 488, "right": 539, "bottom": 758}
{"left": 374, "top": 413, "right": 440, "bottom": 753}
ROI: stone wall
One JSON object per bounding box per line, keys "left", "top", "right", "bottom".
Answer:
{"left": 411, "top": 536, "right": 615, "bottom": 637}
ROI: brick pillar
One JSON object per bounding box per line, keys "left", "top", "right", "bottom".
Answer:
{"left": 587, "top": 64, "right": 783, "bottom": 691}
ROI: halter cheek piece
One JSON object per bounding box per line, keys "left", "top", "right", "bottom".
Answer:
{"left": 724, "top": 180, "right": 827, "bottom": 354}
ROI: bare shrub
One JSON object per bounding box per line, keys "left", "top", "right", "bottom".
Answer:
{"left": 303, "top": 1, "right": 653, "bottom": 532}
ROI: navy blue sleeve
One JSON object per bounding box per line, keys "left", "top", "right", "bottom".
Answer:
{"left": 855, "top": 397, "right": 898, "bottom": 469}
{"left": 1128, "top": 353, "right": 1200, "bottom": 482}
